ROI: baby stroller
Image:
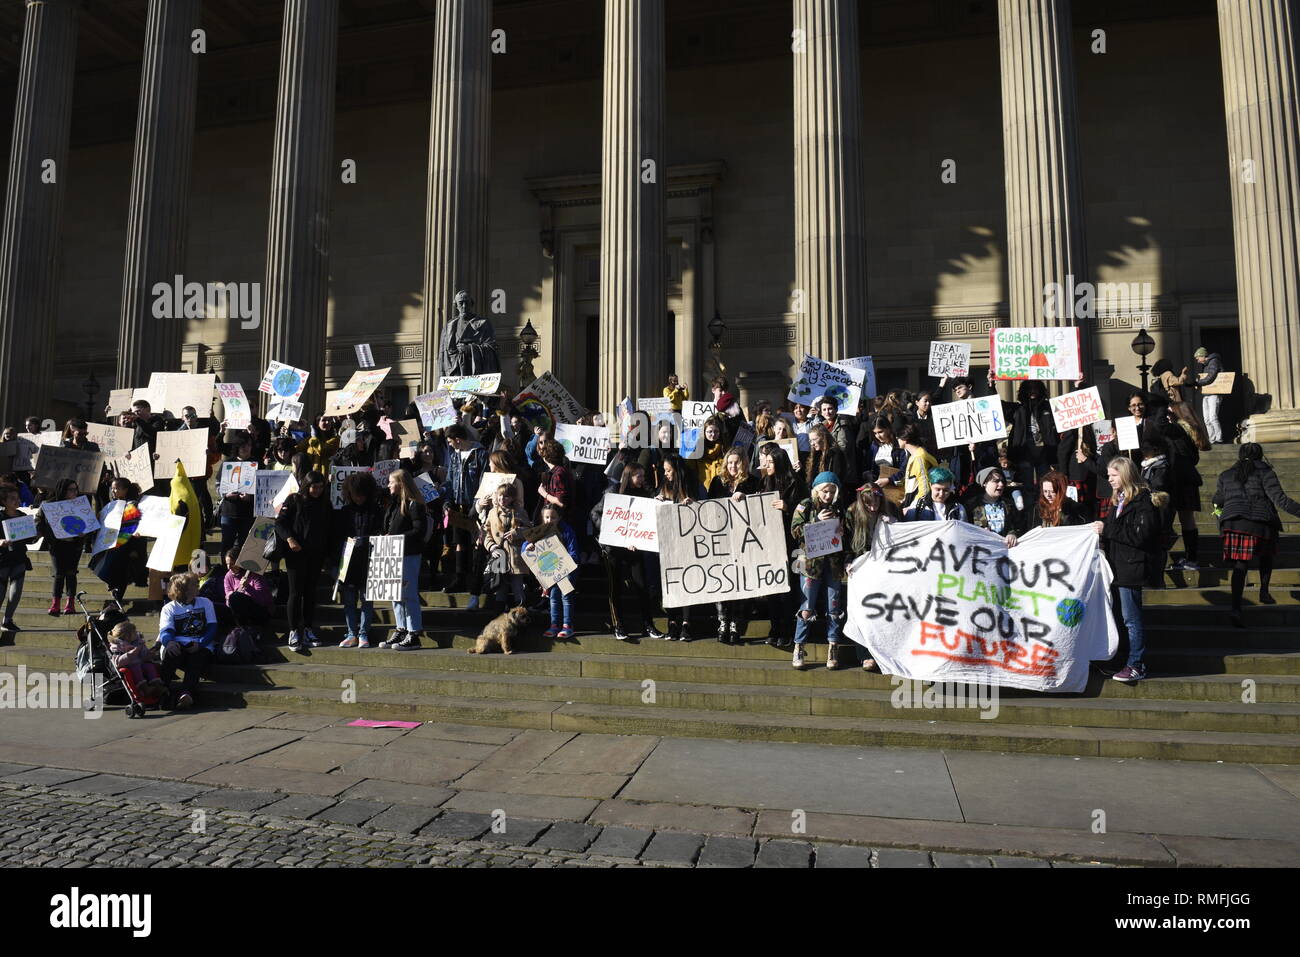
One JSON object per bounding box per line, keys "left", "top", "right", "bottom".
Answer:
{"left": 74, "top": 592, "right": 169, "bottom": 718}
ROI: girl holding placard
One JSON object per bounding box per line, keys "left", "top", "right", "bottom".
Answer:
{"left": 757, "top": 442, "right": 808, "bottom": 649}
{"left": 0, "top": 484, "right": 35, "bottom": 630}
{"left": 36, "top": 479, "right": 90, "bottom": 616}
{"left": 789, "top": 472, "right": 847, "bottom": 670}
{"left": 707, "top": 450, "right": 759, "bottom": 645}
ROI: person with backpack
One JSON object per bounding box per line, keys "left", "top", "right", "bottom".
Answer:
{"left": 1212, "top": 443, "right": 1300, "bottom": 628}
{"left": 275, "top": 470, "right": 332, "bottom": 652}
{"left": 377, "top": 469, "right": 429, "bottom": 651}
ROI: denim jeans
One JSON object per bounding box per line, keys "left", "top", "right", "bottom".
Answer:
{"left": 1202, "top": 394, "right": 1223, "bottom": 444}
{"left": 548, "top": 583, "right": 574, "bottom": 626}
{"left": 1117, "top": 586, "right": 1145, "bottom": 668}
{"left": 391, "top": 554, "right": 423, "bottom": 632}
{"left": 341, "top": 583, "right": 374, "bottom": 638}
{"left": 793, "top": 566, "right": 845, "bottom": 646}
{"left": 0, "top": 565, "right": 25, "bottom": 621}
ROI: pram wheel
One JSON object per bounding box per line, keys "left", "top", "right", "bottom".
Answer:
{"left": 126, "top": 702, "right": 145, "bottom": 719}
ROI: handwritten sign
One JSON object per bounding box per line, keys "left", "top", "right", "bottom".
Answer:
{"left": 235, "top": 517, "right": 277, "bottom": 574}
{"left": 330, "top": 466, "right": 372, "bottom": 509}
{"left": 1115, "top": 415, "right": 1141, "bottom": 451}
{"left": 773, "top": 437, "right": 801, "bottom": 470}
{"left": 42, "top": 497, "right": 102, "bottom": 539}
{"left": 474, "top": 472, "right": 516, "bottom": 503}
{"left": 85, "top": 423, "right": 135, "bottom": 459}
{"left": 34, "top": 446, "right": 104, "bottom": 491}
{"left": 324, "top": 367, "right": 390, "bottom": 416}
{"left": 135, "top": 495, "right": 174, "bottom": 538}
{"left": 373, "top": 459, "right": 402, "bottom": 488}
{"left": 732, "top": 423, "right": 756, "bottom": 453}
{"left": 106, "top": 389, "right": 135, "bottom": 415}
{"left": 415, "top": 472, "right": 442, "bottom": 503}
{"left": 788, "top": 355, "right": 865, "bottom": 414}
{"left": 597, "top": 493, "right": 661, "bottom": 552}
{"left": 844, "top": 521, "right": 1118, "bottom": 693}
{"left": 255, "top": 470, "right": 294, "bottom": 518}
{"left": 522, "top": 534, "right": 577, "bottom": 595}
{"left": 990, "top": 327, "right": 1082, "bottom": 381}
{"left": 835, "top": 356, "right": 878, "bottom": 399}
{"left": 149, "top": 372, "right": 215, "bottom": 416}
{"left": 364, "top": 534, "right": 405, "bottom": 602}
{"left": 91, "top": 501, "right": 127, "bottom": 556}
{"left": 1049, "top": 386, "right": 1105, "bottom": 432}
{"left": 681, "top": 401, "right": 715, "bottom": 427}
{"left": 219, "top": 461, "right": 258, "bottom": 495}
{"left": 3, "top": 515, "right": 36, "bottom": 542}
{"left": 267, "top": 397, "right": 304, "bottom": 423}
{"left": 13, "top": 432, "right": 58, "bottom": 471}
{"left": 555, "top": 423, "right": 610, "bottom": 465}
{"left": 146, "top": 514, "right": 188, "bottom": 572}
{"left": 636, "top": 397, "right": 673, "bottom": 414}
{"left": 927, "top": 341, "right": 971, "bottom": 378}
{"left": 1093, "top": 419, "right": 1115, "bottom": 449}
{"left": 515, "top": 372, "right": 584, "bottom": 432}
{"left": 932, "top": 396, "right": 1008, "bottom": 449}
{"left": 414, "top": 391, "right": 457, "bottom": 431}
{"left": 656, "top": 492, "right": 790, "bottom": 607}
{"left": 258, "top": 360, "right": 309, "bottom": 400}
{"left": 1203, "top": 371, "right": 1236, "bottom": 396}
{"left": 111, "top": 446, "right": 154, "bottom": 492}
{"left": 803, "top": 518, "right": 843, "bottom": 559}
{"left": 437, "top": 373, "right": 501, "bottom": 397}
{"left": 153, "top": 428, "right": 208, "bottom": 479}
{"left": 356, "top": 343, "right": 375, "bottom": 368}
{"left": 217, "top": 383, "right": 251, "bottom": 429}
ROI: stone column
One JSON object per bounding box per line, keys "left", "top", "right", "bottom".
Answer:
{"left": 422, "top": 0, "right": 492, "bottom": 391}
{"left": 598, "top": 0, "right": 665, "bottom": 414}
{"left": 793, "top": 0, "right": 867, "bottom": 364}
{"left": 997, "top": 0, "right": 1091, "bottom": 392}
{"left": 261, "top": 0, "right": 338, "bottom": 415}
{"left": 1218, "top": 0, "right": 1300, "bottom": 440}
{"left": 0, "top": 0, "right": 78, "bottom": 425}
{"left": 116, "top": 0, "right": 202, "bottom": 390}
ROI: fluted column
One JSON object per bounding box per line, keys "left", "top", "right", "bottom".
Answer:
{"left": 0, "top": 0, "right": 78, "bottom": 425}
{"left": 599, "top": 0, "right": 666, "bottom": 413}
{"left": 117, "top": 0, "right": 202, "bottom": 389}
{"left": 423, "top": 0, "right": 492, "bottom": 391}
{"left": 997, "top": 0, "right": 1091, "bottom": 389}
{"left": 261, "top": 0, "right": 338, "bottom": 415}
{"left": 793, "top": 0, "right": 867, "bottom": 363}
{"left": 1218, "top": 0, "right": 1300, "bottom": 440}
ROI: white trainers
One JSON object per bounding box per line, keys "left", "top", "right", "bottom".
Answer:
{"left": 466, "top": 595, "right": 480, "bottom": 611}
{"left": 1181, "top": 560, "right": 1200, "bottom": 571}
{"left": 792, "top": 645, "right": 807, "bottom": 669}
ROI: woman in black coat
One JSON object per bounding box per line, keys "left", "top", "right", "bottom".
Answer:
{"left": 376, "top": 469, "right": 429, "bottom": 651}
{"left": 1212, "top": 443, "right": 1300, "bottom": 626}
{"left": 757, "top": 441, "right": 808, "bottom": 648}
{"left": 1165, "top": 401, "right": 1209, "bottom": 571}
{"left": 1008, "top": 381, "right": 1059, "bottom": 480}
{"left": 275, "top": 470, "right": 332, "bottom": 651}
{"left": 333, "top": 470, "right": 385, "bottom": 648}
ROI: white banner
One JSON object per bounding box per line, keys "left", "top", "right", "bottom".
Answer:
{"left": 254, "top": 470, "right": 294, "bottom": 518}
{"left": 111, "top": 446, "right": 154, "bottom": 492}
{"left": 681, "top": 400, "right": 715, "bottom": 426}
{"left": 927, "top": 341, "right": 971, "bottom": 378}
{"left": 153, "top": 428, "right": 208, "bottom": 479}
{"left": 1116, "top": 415, "right": 1141, "bottom": 451}
{"left": 217, "top": 383, "right": 251, "bottom": 429}
{"left": 437, "top": 373, "right": 501, "bottom": 397}
{"left": 330, "top": 466, "right": 372, "bottom": 509}
{"left": 656, "top": 492, "right": 790, "bottom": 607}
{"left": 135, "top": 495, "right": 174, "bottom": 537}
{"left": 41, "top": 497, "right": 102, "bottom": 539}
{"left": 597, "top": 493, "right": 662, "bottom": 552}
{"left": 844, "top": 522, "right": 1117, "bottom": 693}
{"left": 555, "top": 423, "right": 610, "bottom": 465}
{"left": 146, "top": 514, "right": 188, "bottom": 572}
{"left": 259, "top": 360, "right": 310, "bottom": 400}
{"left": 91, "top": 500, "right": 126, "bottom": 556}
{"left": 788, "top": 354, "right": 865, "bottom": 413}
{"left": 149, "top": 372, "right": 216, "bottom": 416}
{"left": 636, "top": 397, "right": 673, "bottom": 414}
{"left": 991, "top": 327, "right": 1083, "bottom": 381}
{"left": 219, "top": 460, "right": 258, "bottom": 496}
{"left": 365, "top": 534, "right": 405, "bottom": 602}
{"left": 1049, "top": 386, "right": 1106, "bottom": 432}
{"left": 414, "top": 391, "right": 457, "bottom": 430}
{"left": 802, "top": 518, "right": 843, "bottom": 559}
{"left": 932, "top": 396, "right": 1008, "bottom": 449}
{"left": 85, "top": 423, "right": 135, "bottom": 459}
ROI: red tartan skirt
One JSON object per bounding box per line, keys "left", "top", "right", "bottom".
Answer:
{"left": 1097, "top": 497, "right": 1114, "bottom": 520}
{"left": 1222, "top": 529, "right": 1278, "bottom": 563}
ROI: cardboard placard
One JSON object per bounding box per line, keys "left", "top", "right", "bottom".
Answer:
{"left": 555, "top": 423, "right": 610, "bottom": 465}
{"left": 90, "top": 500, "right": 127, "bottom": 556}
{"left": 990, "top": 327, "right": 1082, "bottom": 381}
{"left": 446, "top": 506, "right": 478, "bottom": 532}
{"left": 474, "top": 472, "right": 517, "bottom": 503}
{"left": 14, "top": 432, "right": 59, "bottom": 471}
{"left": 149, "top": 372, "right": 216, "bottom": 416}
{"left": 1202, "top": 371, "right": 1236, "bottom": 396}
{"left": 364, "top": 534, "right": 405, "bottom": 602}
{"left": 636, "top": 397, "right": 673, "bottom": 414}
{"left": 788, "top": 355, "right": 865, "bottom": 413}
{"left": 323, "top": 367, "right": 390, "bottom": 416}
{"left": 437, "top": 373, "right": 502, "bottom": 397}
{"left": 1116, "top": 416, "right": 1141, "bottom": 451}
{"left": 681, "top": 400, "right": 715, "bottom": 427}
{"left": 267, "top": 397, "right": 304, "bottom": 423}
{"left": 597, "top": 493, "right": 661, "bottom": 552}
{"left": 135, "top": 495, "right": 174, "bottom": 538}
{"left": 254, "top": 470, "right": 295, "bottom": 518}
{"left": 145, "top": 513, "right": 187, "bottom": 572}
{"left": 41, "top": 497, "right": 102, "bottom": 539}
{"left": 803, "top": 518, "right": 844, "bottom": 559}
{"left": 154, "top": 428, "right": 209, "bottom": 479}
{"left": 414, "top": 472, "right": 442, "bottom": 504}
{"left": 373, "top": 459, "right": 402, "bottom": 487}
{"left": 330, "top": 466, "right": 372, "bottom": 509}
{"left": 234, "top": 517, "right": 278, "bottom": 574}
{"left": 259, "top": 360, "right": 310, "bottom": 400}
{"left": 111, "top": 446, "right": 154, "bottom": 492}
{"left": 219, "top": 460, "right": 258, "bottom": 496}
{"left": 932, "top": 396, "right": 1008, "bottom": 449}
{"left": 85, "top": 423, "right": 135, "bottom": 459}
{"left": 515, "top": 372, "right": 584, "bottom": 432}
{"left": 106, "top": 388, "right": 135, "bottom": 415}
{"left": 656, "top": 492, "right": 791, "bottom": 607}
{"left": 927, "top": 341, "right": 971, "bottom": 378}
{"left": 1049, "top": 386, "right": 1106, "bottom": 432}
{"left": 414, "top": 391, "right": 458, "bottom": 431}
{"left": 835, "top": 356, "right": 878, "bottom": 399}
{"left": 33, "top": 446, "right": 104, "bottom": 492}
{"left": 217, "top": 383, "right": 252, "bottom": 429}
{"left": 388, "top": 418, "right": 421, "bottom": 448}
{"left": 522, "top": 533, "right": 577, "bottom": 594}
{"left": 3, "top": 514, "right": 36, "bottom": 542}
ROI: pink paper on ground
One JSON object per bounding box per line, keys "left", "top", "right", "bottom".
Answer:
{"left": 346, "top": 719, "right": 422, "bottom": 729}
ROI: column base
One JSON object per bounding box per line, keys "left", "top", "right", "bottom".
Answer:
{"left": 1241, "top": 410, "right": 1300, "bottom": 444}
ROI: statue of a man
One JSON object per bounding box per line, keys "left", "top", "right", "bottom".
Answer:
{"left": 438, "top": 290, "right": 501, "bottom": 379}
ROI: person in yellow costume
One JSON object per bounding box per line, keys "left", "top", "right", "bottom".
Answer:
{"left": 168, "top": 461, "right": 204, "bottom": 569}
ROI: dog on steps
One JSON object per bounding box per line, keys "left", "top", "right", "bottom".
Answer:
{"left": 468, "top": 606, "right": 532, "bottom": 655}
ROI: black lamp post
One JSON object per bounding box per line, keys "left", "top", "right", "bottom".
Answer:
{"left": 707, "top": 310, "right": 726, "bottom": 374}
{"left": 518, "top": 319, "right": 539, "bottom": 387}
{"left": 81, "top": 371, "right": 99, "bottom": 420}
{"left": 1130, "top": 328, "right": 1155, "bottom": 394}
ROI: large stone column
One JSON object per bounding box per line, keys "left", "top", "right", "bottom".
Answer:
{"left": 1218, "top": 0, "right": 1300, "bottom": 441}
{"left": 422, "top": 0, "right": 491, "bottom": 392}
{"left": 997, "top": 0, "right": 1091, "bottom": 390}
{"left": 116, "top": 0, "right": 202, "bottom": 390}
{"left": 0, "top": 0, "right": 78, "bottom": 425}
{"left": 598, "top": 0, "right": 666, "bottom": 414}
{"left": 792, "top": 0, "right": 867, "bottom": 364}
{"left": 261, "top": 0, "right": 338, "bottom": 415}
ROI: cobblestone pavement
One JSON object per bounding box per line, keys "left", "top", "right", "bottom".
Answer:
{"left": 0, "top": 775, "right": 1101, "bottom": 868}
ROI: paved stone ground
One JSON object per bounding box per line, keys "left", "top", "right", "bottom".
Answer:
{"left": 0, "top": 778, "right": 1087, "bottom": 868}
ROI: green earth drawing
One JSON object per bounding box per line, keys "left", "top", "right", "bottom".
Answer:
{"left": 1056, "top": 597, "right": 1084, "bottom": 628}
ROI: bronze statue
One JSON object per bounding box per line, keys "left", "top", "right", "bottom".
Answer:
{"left": 438, "top": 290, "right": 501, "bottom": 379}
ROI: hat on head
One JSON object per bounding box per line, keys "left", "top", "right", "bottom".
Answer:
{"left": 811, "top": 470, "right": 840, "bottom": 501}
{"left": 977, "top": 466, "right": 1004, "bottom": 486}
{"left": 1194, "top": 347, "right": 1209, "bottom": 358}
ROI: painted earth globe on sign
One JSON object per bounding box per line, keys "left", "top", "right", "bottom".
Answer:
{"left": 822, "top": 383, "right": 850, "bottom": 406}
{"left": 537, "top": 550, "right": 560, "bottom": 575}
{"left": 60, "top": 516, "right": 87, "bottom": 536}
{"left": 1056, "top": 597, "right": 1085, "bottom": 628}
{"left": 273, "top": 368, "right": 302, "bottom": 397}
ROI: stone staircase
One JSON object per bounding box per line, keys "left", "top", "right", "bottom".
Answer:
{"left": 3, "top": 441, "right": 1300, "bottom": 765}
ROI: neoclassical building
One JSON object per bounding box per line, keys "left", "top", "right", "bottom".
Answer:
{"left": 0, "top": 0, "right": 1297, "bottom": 441}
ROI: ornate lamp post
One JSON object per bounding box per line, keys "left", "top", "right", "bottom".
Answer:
{"left": 518, "top": 319, "right": 539, "bottom": 387}
{"left": 1130, "top": 328, "right": 1155, "bottom": 395}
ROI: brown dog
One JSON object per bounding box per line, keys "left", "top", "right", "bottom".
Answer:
{"left": 469, "top": 606, "right": 531, "bottom": 655}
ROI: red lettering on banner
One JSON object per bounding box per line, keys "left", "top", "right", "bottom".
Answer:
{"left": 909, "top": 626, "right": 1057, "bottom": 678}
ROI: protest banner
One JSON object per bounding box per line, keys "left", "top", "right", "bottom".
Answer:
{"left": 254, "top": 470, "right": 294, "bottom": 518}
{"left": 153, "top": 428, "right": 208, "bottom": 479}
{"left": 330, "top": 466, "right": 371, "bottom": 509}
{"left": 774, "top": 437, "right": 800, "bottom": 469}
{"left": 323, "top": 367, "right": 390, "bottom": 416}
{"left": 597, "top": 493, "right": 662, "bottom": 552}
{"left": 793, "top": 422, "right": 811, "bottom": 452}
{"left": 14, "top": 432, "right": 59, "bottom": 471}
{"left": 258, "top": 360, "right": 310, "bottom": 400}
{"left": 843, "top": 521, "right": 1118, "bottom": 693}
{"left": 522, "top": 534, "right": 577, "bottom": 595}
{"left": 515, "top": 372, "right": 584, "bottom": 432}
{"left": 132, "top": 385, "right": 165, "bottom": 411}
{"left": 149, "top": 372, "right": 216, "bottom": 416}
{"left": 1115, "top": 415, "right": 1141, "bottom": 451}
{"left": 437, "top": 373, "right": 502, "bottom": 397}
{"left": 878, "top": 464, "right": 905, "bottom": 506}
{"left": 1203, "top": 371, "right": 1236, "bottom": 396}
{"left": 364, "top": 534, "right": 405, "bottom": 602}
{"left": 135, "top": 495, "right": 174, "bottom": 537}
{"left": 373, "top": 459, "right": 402, "bottom": 487}
{"left": 267, "top": 397, "right": 304, "bottom": 423}
{"left": 387, "top": 419, "right": 421, "bottom": 451}
{"left": 414, "top": 391, "right": 457, "bottom": 431}
{"left": 835, "top": 356, "right": 878, "bottom": 398}
{"left": 474, "top": 471, "right": 516, "bottom": 503}
{"left": 41, "top": 497, "right": 102, "bottom": 539}
{"left": 788, "top": 355, "right": 865, "bottom": 413}
{"left": 3, "top": 515, "right": 36, "bottom": 542}
{"left": 732, "top": 422, "right": 756, "bottom": 453}
{"left": 219, "top": 460, "right": 258, "bottom": 495}
{"left": 681, "top": 400, "right": 715, "bottom": 426}
{"left": 85, "top": 423, "right": 135, "bottom": 459}
{"left": 636, "top": 397, "right": 673, "bottom": 414}
{"left": 111, "top": 446, "right": 154, "bottom": 491}
{"left": 802, "top": 518, "right": 843, "bottom": 559}
{"left": 216, "top": 383, "right": 251, "bottom": 429}
{"left": 677, "top": 424, "right": 702, "bottom": 460}
{"left": 356, "top": 343, "right": 375, "bottom": 368}
{"left": 990, "top": 327, "right": 1082, "bottom": 381}
{"left": 927, "top": 341, "right": 971, "bottom": 378}
{"left": 146, "top": 514, "right": 188, "bottom": 572}
{"left": 1093, "top": 419, "right": 1116, "bottom": 449}
{"left": 235, "top": 517, "right": 277, "bottom": 574}
{"left": 1049, "top": 386, "right": 1106, "bottom": 432}
{"left": 414, "top": 472, "right": 441, "bottom": 503}
{"left": 90, "top": 500, "right": 126, "bottom": 556}
{"left": 932, "top": 396, "right": 1008, "bottom": 449}
{"left": 555, "top": 423, "right": 610, "bottom": 465}
{"left": 656, "top": 492, "right": 790, "bottom": 607}
{"left": 446, "top": 507, "right": 478, "bottom": 532}
{"left": 106, "top": 389, "right": 135, "bottom": 415}
{"left": 34, "top": 446, "right": 104, "bottom": 491}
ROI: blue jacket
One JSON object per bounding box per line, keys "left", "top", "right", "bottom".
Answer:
{"left": 521, "top": 520, "right": 580, "bottom": 562}
{"left": 442, "top": 442, "right": 489, "bottom": 508}
{"left": 157, "top": 598, "right": 219, "bottom": 652}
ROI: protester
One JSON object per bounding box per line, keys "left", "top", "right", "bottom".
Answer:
{"left": 708, "top": 449, "right": 759, "bottom": 644}
{"left": 653, "top": 457, "right": 695, "bottom": 641}
{"left": 1166, "top": 401, "right": 1209, "bottom": 571}
{"left": 1009, "top": 381, "right": 1059, "bottom": 479}
{"left": 1212, "top": 443, "right": 1300, "bottom": 628}
{"left": 1027, "top": 470, "right": 1084, "bottom": 529}
{"left": 276, "top": 470, "right": 331, "bottom": 651}
{"left": 156, "top": 571, "right": 218, "bottom": 709}
{"left": 218, "top": 433, "right": 257, "bottom": 555}
{"left": 1193, "top": 347, "right": 1225, "bottom": 444}
{"left": 758, "top": 441, "right": 807, "bottom": 648}
{"left": 807, "top": 422, "right": 852, "bottom": 492}
{"left": 527, "top": 501, "right": 580, "bottom": 640}
{"left": 0, "top": 485, "right": 34, "bottom": 631}
{"left": 441, "top": 423, "right": 488, "bottom": 596}
{"left": 897, "top": 423, "right": 938, "bottom": 510}
{"left": 377, "top": 469, "right": 429, "bottom": 650}
{"left": 696, "top": 417, "right": 728, "bottom": 491}
{"left": 89, "top": 477, "right": 145, "bottom": 603}
{"left": 483, "top": 483, "right": 532, "bottom": 609}
{"left": 223, "top": 548, "right": 273, "bottom": 630}
{"left": 663, "top": 373, "right": 688, "bottom": 411}
{"left": 904, "top": 467, "right": 967, "bottom": 522}
{"left": 334, "top": 470, "right": 384, "bottom": 648}
{"left": 968, "top": 466, "right": 1025, "bottom": 546}
{"left": 36, "top": 478, "right": 89, "bottom": 616}
{"left": 789, "top": 472, "right": 848, "bottom": 670}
